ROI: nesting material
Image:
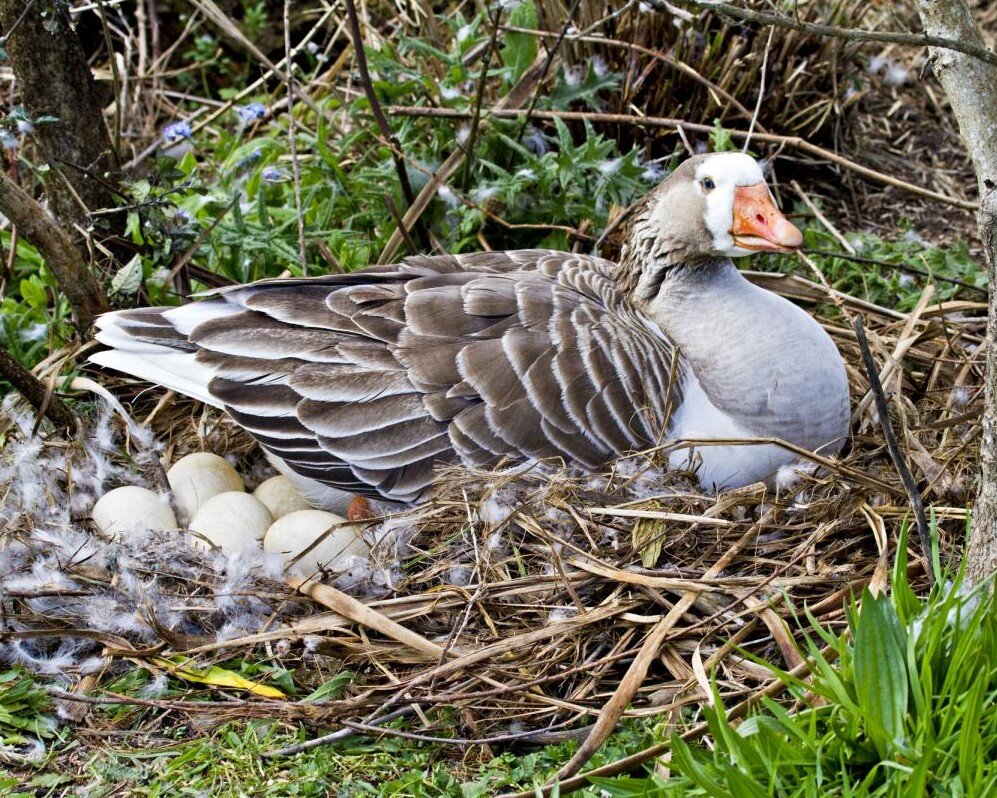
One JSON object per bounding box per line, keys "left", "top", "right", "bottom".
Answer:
{"left": 188, "top": 491, "right": 273, "bottom": 554}
{"left": 91, "top": 486, "right": 177, "bottom": 538}
{"left": 167, "top": 452, "right": 244, "bottom": 521}
{"left": 253, "top": 475, "right": 312, "bottom": 519}
{"left": 263, "top": 509, "right": 368, "bottom": 575}
{"left": 0, "top": 262, "right": 983, "bottom": 743}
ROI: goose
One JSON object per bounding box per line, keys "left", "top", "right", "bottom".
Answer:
{"left": 90, "top": 152, "right": 850, "bottom": 513}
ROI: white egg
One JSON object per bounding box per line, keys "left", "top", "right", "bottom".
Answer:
{"left": 188, "top": 491, "right": 273, "bottom": 554}
{"left": 263, "top": 510, "right": 369, "bottom": 575}
{"left": 167, "top": 452, "right": 244, "bottom": 521}
{"left": 92, "top": 486, "right": 178, "bottom": 538}
{"left": 253, "top": 476, "right": 311, "bottom": 519}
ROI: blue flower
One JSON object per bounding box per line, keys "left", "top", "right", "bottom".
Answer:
{"left": 235, "top": 103, "right": 266, "bottom": 125}
{"left": 162, "top": 120, "right": 193, "bottom": 143}
{"left": 261, "top": 165, "right": 286, "bottom": 182}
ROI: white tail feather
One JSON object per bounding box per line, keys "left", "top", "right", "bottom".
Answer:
{"left": 89, "top": 349, "right": 222, "bottom": 408}
{"left": 89, "top": 308, "right": 228, "bottom": 408}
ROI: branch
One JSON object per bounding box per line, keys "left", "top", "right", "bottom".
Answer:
{"left": 342, "top": 0, "right": 428, "bottom": 249}
{"left": 0, "top": 344, "right": 77, "bottom": 430}
{"left": 649, "top": 0, "right": 997, "bottom": 69}
{"left": 853, "top": 317, "right": 934, "bottom": 584}
{"left": 0, "top": 171, "right": 109, "bottom": 334}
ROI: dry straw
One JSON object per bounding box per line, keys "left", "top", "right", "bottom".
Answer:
{"left": 0, "top": 269, "right": 980, "bottom": 757}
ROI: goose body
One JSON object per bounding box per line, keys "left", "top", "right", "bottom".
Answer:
{"left": 91, "top": 153, "right": 849, "bottom": 509}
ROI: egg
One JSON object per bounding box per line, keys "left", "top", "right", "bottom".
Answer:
{"left": 188, "top": 491, "right": 273, "bottom": 554}
{"left": 92, "top": 486, "right": 178, "bottom": 538}
{"left": 263, "top": 510, "right": 369, "bottom": 575}
{"left": 252, "top": 475, "right": 311, "bottom": 519}
{"left": 167, "top": 452, "right": 244, "bottom": 521}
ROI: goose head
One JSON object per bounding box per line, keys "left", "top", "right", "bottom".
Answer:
{"left": 620, "top": 152, "right": 802, "bottom": 298}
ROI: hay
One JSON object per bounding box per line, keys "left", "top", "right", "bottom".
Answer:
{"left": 0, "top": 270, "right": 980, "bottom": 747}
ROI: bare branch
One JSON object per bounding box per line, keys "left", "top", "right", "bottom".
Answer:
{"left": 387, "top": 105, "right": 977, "bottom": 210}
{"left": 648, "top": 0, "right": 997, "bottom": 69}
{"left": 0, "top": 344, "right": 77, "bottom": 431}
{"left": 342, "top": 0, "right": 428, "bottom": 249}
{"left": 853, "top": 318, "right": 934, "bottom": 584}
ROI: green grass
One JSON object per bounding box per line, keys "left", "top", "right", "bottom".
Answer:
{"left": 593, "top": 527, "right": 997, "bottom": 797}
{"left": 0, "top": 703, "right": 658, "bottom": 797}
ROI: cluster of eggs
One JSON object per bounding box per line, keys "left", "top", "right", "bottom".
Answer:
{"left": 91, "top": 453, "right": 368, "bottom": 576}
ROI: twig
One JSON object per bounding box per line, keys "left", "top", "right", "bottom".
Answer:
{"left": 0, "top": 344, "right": 77, "bottom": 430}
{"left": 387, "top": 105, "right": 977, "bottom": 211}
{"left": 803, "top": 248, "right": 986, "bottom": 295}
{"left": 461, "top": 2, "right": 504, "bottom": 190}
{"left": 283, "top": 0, "right": 307, "bottom": 275}
{"left": 791, "top": 180, "right": 855, "bottom": 254}
{"left": 342, "top": 0, "right": 427, "bottom": 249}
{"left": 649, "top": 0, "right": 997, "bottom": 68}
{"left": 383, "top": 194, "right": 418, "bottom": 256}
{"left": 0, "top": 0, "right": 39, "bottom": 47}
{"left": 93, "top": 0, "right": 122, "bottom": 156}
{"left": 853, "top": 317, "right": 934, "bottom": 584}
{"left": 743, "top": 25, "right": 773, "bottom": 151}
{"left": 264, "top": 707, "right": 414, "bottom": 757}
{"left": 510, "top": 0, "right": 583, "bottom": 148}
{"left": 501, "top": 25, "right": 764, "bottom": 129}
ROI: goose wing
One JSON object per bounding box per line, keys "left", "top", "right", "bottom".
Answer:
{"left": 104, "top": 250, "right": 678, "bottom": 504}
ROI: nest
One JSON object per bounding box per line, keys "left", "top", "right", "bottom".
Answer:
{"left": 0, "top": 270, "right": 981, "bottom": 750}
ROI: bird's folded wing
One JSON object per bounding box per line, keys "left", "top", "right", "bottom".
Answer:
{"left": 158, "top": 250, "right": 677, "bottom": 503}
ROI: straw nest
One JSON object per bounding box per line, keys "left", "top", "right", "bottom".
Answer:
{"left": 0, "top": 269, "right": 981, "bottom": 746}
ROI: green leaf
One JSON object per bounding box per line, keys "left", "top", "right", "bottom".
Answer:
{"left": 500, "top": 1, "right": 538, "bottom": 82}
{"left": 303, "top": 670, "right": 355, "bottom": 702}
{"left": 110, "top": 255, "right": 144, "bottom": 297}
{"left": 18, "top": 276, "right": 47, "bottom": 309}
{"left": 709, "top": 120, "right": 737, "bottom": 153}
{"left": 125, "top": 210, "right": 144, "bottom": 245}
{"left": 853, "top": 588, "right": 909, "bottom": 758}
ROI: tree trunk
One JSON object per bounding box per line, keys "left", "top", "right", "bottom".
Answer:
{"left": 916, "top": 0, "right": 997, "bottom": 583}
{"left": 0, "top": 0, "right": 119, "bottom": 225}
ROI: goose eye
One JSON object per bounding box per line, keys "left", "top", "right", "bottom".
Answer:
{"left": 702, "top": 177, "right": 716, "bottom": 191}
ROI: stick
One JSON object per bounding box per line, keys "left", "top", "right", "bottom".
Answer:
{"left": 650, "top": 0, "right": 997, "bottom": 68}
{"left": 385, "top": 106, "right": 977, "bottom": 211}
{"left": 853, "top": 317, "right": 934, "bottom": 583}
{"left": 342, "top": 0, "right": 427, "bottom": 249}
{"left": 0, "top": 344, "right": 77, "bottom": 430}
{"left": 461, "top": 2, "right": 504, "bottom": 189}
{"left": 283, "top": 0, "right": 307, "bottom": 275}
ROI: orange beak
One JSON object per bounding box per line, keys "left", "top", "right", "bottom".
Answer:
{"left": 730, "top": 183, "right": 802, "bottom": 253}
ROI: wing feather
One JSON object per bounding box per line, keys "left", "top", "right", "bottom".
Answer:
{"left": 96, "top": 250, "right": 678, "bottom": 504}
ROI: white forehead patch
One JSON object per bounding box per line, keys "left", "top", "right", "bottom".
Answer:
{"left": 695, "top": 153, "right": 767, "bottom": 255}
{"left": 694, "top": 152, "right": 764, "bottom": 185}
